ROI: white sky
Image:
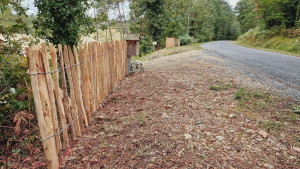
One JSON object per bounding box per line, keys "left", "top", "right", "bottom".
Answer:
{"left": 227, "top": 0, "right": 240, "bottom": 7}
{"left": 21, "top": 0, "right": 130, "bottom": 19}
{"left": 21, "top": 0, "right": 240, "bottom": 16}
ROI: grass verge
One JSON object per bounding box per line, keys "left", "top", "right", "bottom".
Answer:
{"left": 133, "top": 43, "right": 202, "bottom": 62}
{"left": 236, "top": 27, "right": 300, "bottom": 57}
{"left": 233, "top": 41, "right": 300, "bottom": 57}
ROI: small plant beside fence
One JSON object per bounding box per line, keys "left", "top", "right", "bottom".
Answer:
{"left": 26, "top": 41, "right": 127, "bottom": 169}
{"left": 166, "top": 37, "right": 181, "bottom": 48}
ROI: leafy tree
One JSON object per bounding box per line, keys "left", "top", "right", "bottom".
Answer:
{"left": 33, "top": 0, "right": 95, "bottom": 46}
{"left": 190, "top": 0, "right": 216, "bottom": 42}
{"left": 253, "top": 0, "right": 299, "bottom": 29}
{"left": 0, "top": 0, "right": 30, "bottom": 55}
{"left": 130, "top": 0, "right": 187, "bottom": 54}
{"left": 130, "top": 0, "right": 166, "bottom": 43}
{"left": 235, "top": 0, "right": 259, "bottom": 33}
{"left": 107, "top": 0, "right": 127, "bottom": 38}
{"left": 129, "top": 0, "right": 168, "bottom": 55}
{"left": 212, "top": 0, "right": 238, "bottom": 40}
{"left": 130, "top": 0, "right": 239, "bottom": 55}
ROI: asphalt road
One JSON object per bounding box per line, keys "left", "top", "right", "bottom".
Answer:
{"left": 199, "top": 41, "right": 300, "bottom": 101}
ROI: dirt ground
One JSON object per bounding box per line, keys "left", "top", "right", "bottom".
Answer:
{"left": 61, "top": 50, "right": 299, "bottom": 168}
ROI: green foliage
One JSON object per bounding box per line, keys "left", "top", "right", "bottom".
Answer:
{"left": 179, "top": 34, "right": 193, "bottom": 46}
{"left": 235, "top": 88, "right": 249, "bottom": 100}
{"left": 211, "top": 0, "right": 239, "bottom": 40}
{"left": 33, "top": 0, "right": 95, "bottom": 46}
{"left": 129, "top": 0, "right": 173, "bottom": 47}
{"left": 130, "top": 0, "right": 239, "bottom": 55}
{"left": 0, "top": 2, "right": 30, "bottom": 55}
{"left": 209, "top": 82, "right": 233, "bottom": 91}
{"left": 238, "top": 26, "right": 300, "bottom": 55}
{"left": 138, "top": 35, "right": 153, "bottom": 57}
{"left": 0, "top": 54, "right": 33, "bottom": 124}
{"left": 236, "top": 0, "right": 300, "bottom": 54}
{"left": 209, "top": 85, "right": 222, "bottom": 91}
{"left": 235, "top": 0, "right": 259, "bottom": 33}
{"left": 237, "top": 0, "right": 300, "bottom": 31}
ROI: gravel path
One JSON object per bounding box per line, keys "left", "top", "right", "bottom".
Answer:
{"left": 200, "top": 41, "right": 300, "bottom": 102}
{"left": 62, "top": 50, "right": 299, "bottom": 168}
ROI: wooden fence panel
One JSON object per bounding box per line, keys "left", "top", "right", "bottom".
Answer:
{"left": 27, "top": 41, "right": 127, "bottom": 169}
{"left": 166, "top": 37, "right": 181, "bottom": 48}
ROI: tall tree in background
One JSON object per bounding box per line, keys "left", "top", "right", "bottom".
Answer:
{"left": 212, "top": 0, "right": 239, "bottom": 40}
{"left": 130, "top": 0, "right": 166, "bottom": 42}
{"left": 190, "top": 0, "right": 216, "bottom": 42}
{"left": 235, "top": 0, "right": 258, "bottom": 33}
{"left": 93, "top": 0, "right": 113, "bottom": 41}
{"left": 241, "top": 0, "right": 300, "bottom": 30}
{"left": 130, "top": 0, "right": 239, "bottom": 55}
{"left": 130, "top": 0, "right": 187, "bottom": 46}
{"left": 33, "top": 0, "right": 94, "bottom": 46}
{"left": 0, "top": 0, "right": 30, "bottom": 54}
{"left": 107, "top": 0, "right": 127, "bottom": 40}
{"left": 187, "top": 0, "right": 191, "bottom": 35}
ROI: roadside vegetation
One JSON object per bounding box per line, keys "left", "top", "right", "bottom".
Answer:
{"left": 133, "top": 43, "right": 202, "bottom": 62}
{"left": 130, "top": 0, "right": 239, "bottom": 56}
{"left": 236, "top": 27, "right": 300, "bottom": 56}
{"left": 235, "top": 0, "right": 300, "bottom": 55}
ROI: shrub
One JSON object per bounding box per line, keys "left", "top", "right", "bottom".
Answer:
{"left": 179, "top": 34, "right": 193, "bottom": 46}
{"left": 138, "top": 36, "right": 153, "bottom": 57}
{"left": 0, "top": 54, "right": 33, "bottom": 133}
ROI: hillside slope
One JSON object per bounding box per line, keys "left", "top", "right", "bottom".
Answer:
{"left": 237, "top": 27, "right": 300, "bottom": 56}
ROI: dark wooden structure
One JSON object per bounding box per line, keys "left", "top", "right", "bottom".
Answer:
{"left": 125, "top": 34, "right": 141, "bottom": 73}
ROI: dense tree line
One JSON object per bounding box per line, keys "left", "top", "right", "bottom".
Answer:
{"left": 129, "top": 0, "right": 239, "bottom": 55}
{"left": 235, "top": 0, "right": 300, "bottom": 34}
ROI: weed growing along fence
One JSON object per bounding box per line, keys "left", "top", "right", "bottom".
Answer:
{"left": 26, "top": 41, "right": 127, "bottom": 169}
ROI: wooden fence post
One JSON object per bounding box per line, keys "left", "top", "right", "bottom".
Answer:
{"left": 41, "top": 43, "right": 62, "bottom": 152}
{"left": 92, "top": 42, "right": 98, "bottom": 111}
{"left": 49, "top": 46, "right": 69, "bottom": 149}
{"left": 97, "top": 43, "right": 103, "bottom": 103}
{"left": 28, "top": 46, "right": 59, "bottom": 169}
{"left": 58, "top": 44, "right": 76, "bottom": 140}
{"left": 69, "top": 46, "right": 89, "bottom": 128}
{"left": 88, "top": 43, "right": 94, "bottom": 114}
{"left": 82, "top": 44, "right": 92, "bottom": 121}
{"left": 63, "top": 45, "right": 81, "bottom": 137}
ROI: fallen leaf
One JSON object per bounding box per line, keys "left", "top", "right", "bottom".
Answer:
{"left": 258, "top": 130, "right": 269, "bottom": 138}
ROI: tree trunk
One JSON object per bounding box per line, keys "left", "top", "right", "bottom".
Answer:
{"left": 122, "top": 2, "right": 128, "bottom": 33}
{"left": 187, "top": 0, "right": 191, "bottom": 35}
{"left": 94, "top": 7, "right": 99, "bottom": 41}
{"left": 117, "top": 2, "right": 124, "bottom": 40}
{"left": 105, "top": 6, "right": 113, "bottom": 41}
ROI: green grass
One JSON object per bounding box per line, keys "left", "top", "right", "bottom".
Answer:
{"left": 235, "top": 88, "right": 273, "bottom": 111}
{"left": 133, "top": 43, "right": 202, "bottom": 62}
{"left": 136, "top": 112, "right": 149, "bottom": 126}
{"left": 209, "top": 85, "right": 222, "bottom": 90}
{"left": 209, "top": 82, "right": 233, "bottom": 91}
{"left": 236, "top": 27, "right": 300, "bottom": 56}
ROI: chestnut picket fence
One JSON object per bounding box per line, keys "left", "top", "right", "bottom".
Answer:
{"left": 26, "top": 41, "right": 127, "bottom": 169}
